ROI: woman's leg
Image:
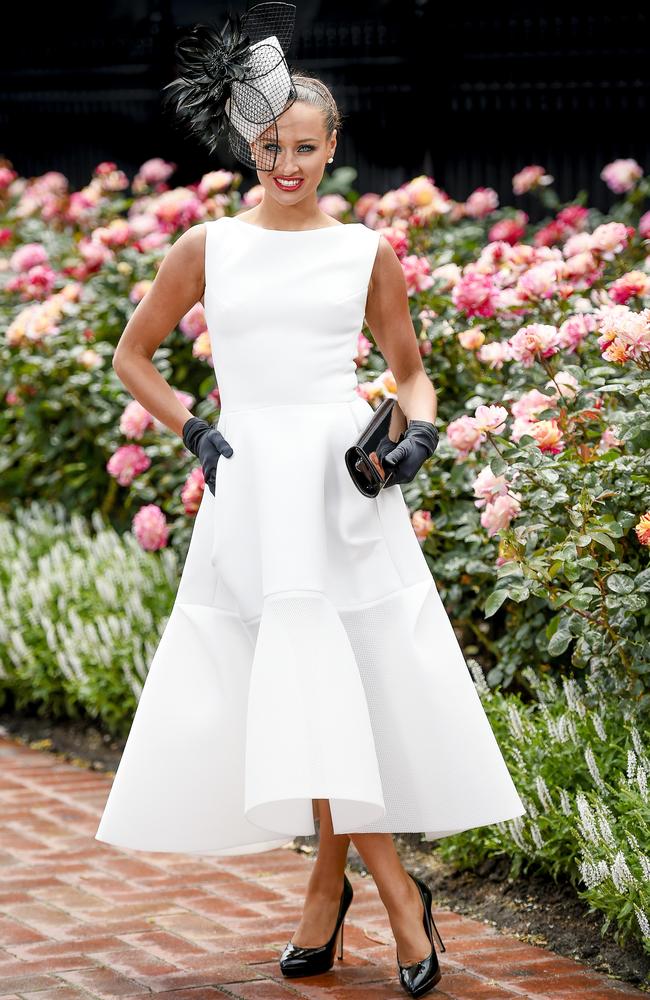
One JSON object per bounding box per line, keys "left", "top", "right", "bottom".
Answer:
{"left": 290, "top": 798, "right": 351, "bottom": 947}
{"left": 294, "top": 802, "right": 432, "bottom": 965}
{"left": 347, "top": 829, "right": 433, "bottom": 966}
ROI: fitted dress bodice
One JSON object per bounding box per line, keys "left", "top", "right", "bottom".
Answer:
{"left": 203, "top": 216, "right": 381, "bottom": 412}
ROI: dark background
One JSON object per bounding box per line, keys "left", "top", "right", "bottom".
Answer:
{"left": 2, "top": 2, "right": 649, "bottom": 220}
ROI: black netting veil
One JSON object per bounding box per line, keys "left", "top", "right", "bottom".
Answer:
{"left": 161, "top": 2, "right": 298, "bottom": 173}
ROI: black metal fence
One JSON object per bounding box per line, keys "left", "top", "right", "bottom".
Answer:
{"left": 2, "top": 2, "right": 649, "bottom": 219}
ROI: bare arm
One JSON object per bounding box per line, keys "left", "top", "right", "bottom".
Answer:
{"left": 364, "top": 236, "right": 437, "bottom": 424}
{"left": 112, "top": 223, "right": 207, "bottom": 439}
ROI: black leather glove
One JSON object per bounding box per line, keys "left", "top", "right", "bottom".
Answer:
{"left": 375, "top": 419, "right": 439, "bottom": 485}
{"left": 182, "top": 416, "right": 233, "bottom": 496}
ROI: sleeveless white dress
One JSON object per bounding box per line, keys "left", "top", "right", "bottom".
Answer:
{"left": 95, "top": 216, "right": 526, "bottom": 856}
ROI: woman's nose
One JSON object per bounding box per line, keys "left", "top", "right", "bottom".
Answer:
{"left": 277, "top": 155, "right": 299, "bottom": 173}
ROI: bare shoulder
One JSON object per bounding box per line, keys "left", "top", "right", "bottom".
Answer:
{"left": 161, "top": 221, "right": 207, "bottom": 305}
{"left": 368, "top": 232, "right": 401, "bottom": 291}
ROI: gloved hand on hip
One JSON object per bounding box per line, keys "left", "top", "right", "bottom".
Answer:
{"left": 182, "top": 417, "right": 234, "bottom": 496}
{"left": 374, "top": 419, "right": 439, "bottom": 485}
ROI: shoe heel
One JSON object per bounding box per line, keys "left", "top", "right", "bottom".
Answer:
{"left": 337, "top": 916, "right": 345, "bottom": 959}
{"left": 430, "top": 914, "right": 446, "bottom": 954}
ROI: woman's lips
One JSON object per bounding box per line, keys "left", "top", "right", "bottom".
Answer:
{"left": 273, "top": 177, "right": 304, "bottom": 191}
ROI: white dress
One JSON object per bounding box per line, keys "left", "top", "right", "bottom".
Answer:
{"left": 95, "top": 216, "right": 526, "bottom": 857}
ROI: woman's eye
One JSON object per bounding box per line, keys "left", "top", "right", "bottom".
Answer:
{"left": 263, "top": 144, "right": 315, "bottom": 152}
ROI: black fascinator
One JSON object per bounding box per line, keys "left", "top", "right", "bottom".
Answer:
{"left": 161, "top": 1, "right": 298, "bottom": 173}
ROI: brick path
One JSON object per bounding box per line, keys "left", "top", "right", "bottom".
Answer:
{"left": 0, "top": 734, "right": 645, "bottom": 999}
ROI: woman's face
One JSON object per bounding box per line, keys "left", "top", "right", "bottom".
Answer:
{"left": 252, "top": 102, "right": 336, "bottom": 203}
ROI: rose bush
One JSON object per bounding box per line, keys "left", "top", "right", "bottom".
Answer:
{"left": 2, "top": 157, "right": 649, "bottom": 693}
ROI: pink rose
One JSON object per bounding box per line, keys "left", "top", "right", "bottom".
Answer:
{"left": 401, "top": 254, "right": 434, "bottom": 295}
{"left": 508, "top": 323, "right": 561, "bottom": 366}
{"left": 10, "top": 243, "right": 49, "bottom": 272}
{"left": 107, "top": 444, "right": 151, "bottom": 486}
{"left": 375, "top": 225, "right": 409, "bottom": 259}
{"left": 411, "top": 509, "right": 433, "bottom": 542}
{"left": 528, "top": 419, "right": 564, "bottom": 454}
{"left": 431, "top": 263, "right": 461, "bottom": 291}
{"left": 354, "top": 192, "right": 381, "bottom": 223}
{"left": 639, "top": 211, "right": 650, "bottom": 240}
{"left": 242, "top": 184, "right": 265, "bottom": 207}
{"left": 318, "top": 194, "right": 350, "bottom": 219}
{"left": 446, "top": 415, "right": 484, "bottom": 456}
{"left": 590, "top": 222, "right": 630, "bottom": 257}
{"left": 512, "top": 165, "right": 554, "bottom": 195}
{"left": 465, "top": 187, "right": 499, "bottom": 219}
{"left": 472, "top": 466, "right": 509, "bottom": 508}
{"left": 181, "top": 466, "right": 205, "bottom": 515}
{"left": 477, "top": 340, "right": 512, "bottom": 369}
{"left": 403, "top": 175, "right": 438, "bottom": 207}
{"left": 557, "top": 313, "right": 597, "bottom": 352}
{"left": 355, "top": 333, "right": 372, "bottom": 366}
{"left": 564, "top": 251, "right": 599, "bottom": 282}
{"left": 197, "top": 170, "right": 235, "bottom": 198}
{"left": 179, "top": 302, "right": 208, "bottom": 340}
{"left": 120, "top": 399, "right": 154, "bottom": 439}
{"left": 546, "top": 371, "right": 579, "bottom": 401}
{"left": 458, "top": 328, "right": 485, "bottom": 350}
{"left": 517, "top": 260, "right": 563, "bottom": 301}
{"left": 480, "top": 493, "right": 521, "bottom": 536}
{"left": 79, "top": 238, "right": 113, "bottom": 269}
{"left": 600, "top": 158, "right": 643, "bottom": 194}
{"left": 452, "top": 272, "right": 499, "bottom": 319}
{"left": 511, "top": 388, "right": 555, "bottom": 420}
{"left": 129, "top": 280, "right": 153, "bottom": 304}
{"left": 0, "top": 166, "right": 18, "bottom": 189}
{"left": 192, "top": 331, "right": 213, "bottom": 365}
{"left": 473, "top": 404, "right": 508, "bottom": 435}
{"left": 599, "top": 427, "right": 624, "bottom": 451}
{"left": 608, "top": 270, "right": 650, "bottom": 305}
{"left": 557, "top": 205, "right": 589, "bottom": 231}
{"left": 635, "top": 512, "right": 650, "bottom": 547}
{"left": 135, "top": 157, "right": 176, "bottom": 187}
{"left": 488, "top": 215, "right": 527, "bottom": 245}
{"left": 132, "top": 504, "right": 169, "bottom": 551}
{"left": 173, "top": 389, "right": 195, "bottom": 411}
{"left": 78, "top": 349, "right": 102, "bottom": 370}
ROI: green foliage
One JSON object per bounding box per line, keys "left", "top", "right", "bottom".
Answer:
{"left": 436, "top": 663, "right": 650, "bottom": 953}
{"left": 0, "top": 502, "right": 180, "bottom": 736}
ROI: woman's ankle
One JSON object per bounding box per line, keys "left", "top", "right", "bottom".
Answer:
{"left": 308, "top": 864, "right": 346, "bottom": 897}
{"left": 378, "top": 868, "right": 418, "bottom": 914}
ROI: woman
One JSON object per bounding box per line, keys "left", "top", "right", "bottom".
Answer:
{"left": 95, "top": 4, "right": 526, "bottom": 996}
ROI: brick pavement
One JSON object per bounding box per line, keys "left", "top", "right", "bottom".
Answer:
{"left": 0, "top": 733, "right": 645, "bottom": 999}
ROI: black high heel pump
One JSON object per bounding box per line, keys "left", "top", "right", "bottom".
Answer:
{"left": 279, "top": 872, "right": 353, "bottom": 978}
{"left": 396, "top": 872, "right": 446, "bottom": 997}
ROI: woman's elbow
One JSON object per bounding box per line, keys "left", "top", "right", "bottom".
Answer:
{"left": 112, "top": 349, "right": 126, "bottom": 374}
{"left": 112, "top": 345, "right": 136, "bottom": 376}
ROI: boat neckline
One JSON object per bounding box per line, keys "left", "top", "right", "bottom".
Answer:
{"left": 228, "top": 216, "right": 361, "bottom": 234}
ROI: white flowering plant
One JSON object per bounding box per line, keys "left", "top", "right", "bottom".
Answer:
{"left": 0, "top": 502, "right": 179, "bottom": 736}
{"left": 436, "top": 662, "right": 650, "bottom": 953}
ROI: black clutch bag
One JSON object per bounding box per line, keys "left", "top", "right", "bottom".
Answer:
{"left": 345, "top": 397, "right": 407, "bottom": 497}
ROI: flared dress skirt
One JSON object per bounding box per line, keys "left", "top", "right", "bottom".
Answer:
{"left": 95, "top": 215, "right": 526, "bottom": 856}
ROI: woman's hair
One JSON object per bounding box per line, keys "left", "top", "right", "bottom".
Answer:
{"left": 288, "top": 71, "right": 344, "bottom": 138}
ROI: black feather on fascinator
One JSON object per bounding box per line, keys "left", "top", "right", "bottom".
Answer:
{"left": 161, "top": 1, "right": 298, "bottom": 173}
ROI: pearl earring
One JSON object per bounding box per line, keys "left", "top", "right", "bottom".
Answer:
{"left": 328, "top": 157, "right": 333, "bottom": 163}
